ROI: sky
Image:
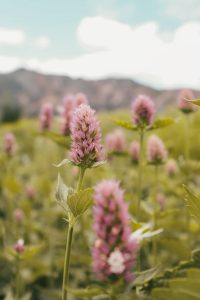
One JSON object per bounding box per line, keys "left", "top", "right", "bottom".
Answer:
{"left": 0, "top": 0, "right": 200, "bottom": 89}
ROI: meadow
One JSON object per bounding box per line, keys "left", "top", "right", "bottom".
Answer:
{"left": 1, "top": 92, "right": 200, "bottom": 300}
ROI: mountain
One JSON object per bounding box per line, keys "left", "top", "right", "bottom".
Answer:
{"left": 0, "top": 68, "right": 199, "bottom": 116}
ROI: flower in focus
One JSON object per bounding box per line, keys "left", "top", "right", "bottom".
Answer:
{"left": 92, "top": 180, "right": 138, "bottom": 282}
{"left": 14, "top": 239, "right": 25, "bottom": 254}
{"left": 39, "top": 102, "right": 53, "bottom": 131}
{"left": 129, "top": 141, "right": 140, "bottom": 163}
{"left": 3, "top": 132, "right": 16, "bottom": 156}
{"left": 105, "top": 129, "right": 126, "bottom": 153}
{"left": 131, "top": 95, "right": 155, "bottom": 127}
{"left": 147, "top": 135, "right": 167, "bottom": 164}
{"left": 13, "top": 209, "right": 24, "bottom": 223}
{"left": 177, "top": 89, "right": 195, "bottom": 113}
{"left": 69, "top": 104, "right": 103, "bottom": 168}
{"left": 165, "top": 159, "right": 178, "bottom": 177}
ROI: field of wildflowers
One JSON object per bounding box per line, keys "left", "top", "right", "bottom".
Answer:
{"left": 1, "top": 91, "right": 200, "bottom": 300}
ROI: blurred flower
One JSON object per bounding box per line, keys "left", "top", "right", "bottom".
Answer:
{"left": 147, "top": 135, "right": 167, "bottom": 164}
{"left": 26, "top": 184, "right": 36, "bottom": 200}
{"left": 131, "top": 95, "right": 155, "bottom": 127}
{"left": 165, "top": 159, "right": 178, "bottom": 177}
{"left": 14, "top": 239, "right": 25, "bottom": 254}
{"left": 177, "top": 89, "right": 195, "bottom": 113}
{"left": 69, "top": 104, "right": 103, "bottom": 168}
{"left": 60, "top": 94, "right": 75, "bottom": 135}
{"left": 92, "top": 180, "right": 138, "bottom": 282}
{"left": 75, "top": 93, "right": 88, "bottom": 106}
{"left": 105, "top": 129, "right": 126, "bottom": 153}
{"left": 129, "top": 141, "right": 140, "bottom": 163}
{"left": 13, "top": 209, "right": 24, "bottom": 223}
{"left": 156, "top": 193, "right": 166, "bottom": 211}
{"left": 39, "top": 102, "right": 53, "bottom": 131}
{"left": 3, "top": 132, "right": 16, "bottom": 156}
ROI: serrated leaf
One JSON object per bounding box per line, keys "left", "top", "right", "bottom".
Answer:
{"left": 55, "top": 174, "right": 73, "bottom": 213}
{"left": 183, "top": 185, "right": 200, "bottom": 224}
{"left": 67, "top": 287, "right": 106, "bottom": 297}
{"left": 113, "top": 119, "right": 137, "bottom": 131}
{"left": 149, "top": 117, "right": 175, "bottom": 130}
{"left": 67, "top": 188, "right": 93, "bottom": 219}
{"left": 134, "top": 265, "right": 162, "bottom": 286}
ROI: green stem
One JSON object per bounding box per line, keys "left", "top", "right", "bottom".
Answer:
{"left": 137, "top": 129, "right": 144, "bottom": 220}
{"left": 153, "top": 165, "right": 159, "bottom": 265}
{"left": 62, "top": 167, "right": 86, "bottom": 300}
{"left": 16, "top": 256, "right": 21, "bottom": 300}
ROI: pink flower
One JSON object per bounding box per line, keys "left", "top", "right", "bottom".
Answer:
{"left": 14, "top": 239, "right": 25, "bottom": 254}
{"left": 156, "top": 193, "right": 166, "bottom": 211}
{"left": 26, "top": 184, "right": 36, "bottom": 200}
{"left": 177, "top": 89, "right": 195, "bottom": 113}
{"left": 92, "top": 180, "right": 138, "bottom": 282}
{"left": 105, "top": 129, "right": 126, "bottom": 153}
{"left": 131, "top": 95, "right": 155, "bottom": 127}
{"left": 147, "top": 135, "right": 167, "bottom": 164}
{"left": 39, "top": 102, "right": 53, "bottom": 131}
{"left": 3, "top": 132, "right": 16, "bottom": 156}
{"left": 75, "top": 93, "right": 88, "bottom": 106}
{"left": 69, "top": 104, "right": 103, "bottom": 168}
{"left": 13, "top": 209, "right": 24, "bottom": 223}
{"left": 165, "top": 159, "right": 178, "bottom": 177}
{"left": 60, "top": 94, "right": 75, "bottom": 135}
{"left": 129, "top": 141, "right": 140, "bottom": 163}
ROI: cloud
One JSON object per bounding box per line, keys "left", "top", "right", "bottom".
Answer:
{"left": 0, "top": 27, "right": 25, "bottom": 45}
{"left": 164, "top": 0, "right": 200, "bottom": 21}
{"left": 0, "top": 16, "right": 200, "bottom": 89}
{"left": 33, "top": 36, "right": 50, "bottom": 48}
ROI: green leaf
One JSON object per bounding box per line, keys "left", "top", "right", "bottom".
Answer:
{"left": 185, "top": 98, "right": 200, "bottom": 107}
{"left": 113, "top": 119, "right": 137, "bottom": 131}
{"left": 55, "top": 174, "right": 73, "bottom": 213}
{"left": 183, "top": 185, "right": 200, "bottom": 224}
{"left": 134, "top": 265, "right": 162, "bottom": 286}
{"left": 21, "top": 244, "right": 44, "bottom": 262}
{"left": 91, "top": 160, "right": 107, "bottom": 168}
{"left": 53, "top": 159, "right": 72, "bottom": 168}
{"left": 67, "top": 287, "right": 106, "bottom": 297}
{"left": 149, "top": 117, "right": 175, "bottom": 130}
{"left": 67, "top": 188, "right": 93, "bottom": 219}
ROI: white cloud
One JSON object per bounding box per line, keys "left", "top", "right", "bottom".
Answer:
{"left": 164, "top": 0, "right": 200, "bottom": 20}
{"left": 0, "top": 27, "right": 25, "bottom": 45}
{"left": 1, "top": 17, "right": 200, "bottom": 89}
{"left": 33, "top": 36, "right": 50, "bottom": 48}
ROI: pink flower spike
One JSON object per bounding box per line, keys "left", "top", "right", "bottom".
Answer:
{"left": 26, "top": 184, "right": 36, "bottom": 200}
{"left": 165, "top": 159, "right": 178, "bottom": 177}
{"left": 147, "top": 135, "right": 167, "bottom": 164}
{"left": 105, "top": 129, "right": 126, "bottom": 153}
{"left": 131, "top": 95, "right": 155, "bottom": 127}
{"left": 129, "top": 141, "right": 140, "bottom": 163}
{"left": 69, "top": 104, "right": 103, "bottom": 168}
{"left": 13, "top": 209, "right": 24, "bottom": 223}
{"left": 39, "top": 102, "right": 53, "bottom": 131}
{"left": 14, "top": 239, "right": 25, "bottom": 254}
{"left": 75, "top": 93, "right": 88, "bottom": 106}
{"left": 92, "top": 180, "right": 138, "bottom": 282}
{"left": 177, "top": 89, "right": 195, "bottom": 113}
{"left": 3, "top": 132, "right": 16, "bottom": 156}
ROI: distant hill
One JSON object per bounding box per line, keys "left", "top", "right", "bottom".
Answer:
{"left": 0, "top": 68, "right": 199, "bottom": 116}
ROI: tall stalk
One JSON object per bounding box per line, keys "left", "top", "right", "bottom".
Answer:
{"left": 16, "top": 256, "right": 21, "bottom": 300}
{"left": 62, "top": 167, "right": 85, "bottom": 300}
{"left": 137, "top": 128, "right": 144, "bottom": 220}
{"left": 153, "top": 165, "right": 159, "bottom": 265}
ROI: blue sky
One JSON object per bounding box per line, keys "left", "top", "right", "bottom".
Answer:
{"left": 0, "top": 0, "right": 200, "bottom": 88}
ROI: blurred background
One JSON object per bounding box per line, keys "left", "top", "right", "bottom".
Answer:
{"left": 0, "top": 0, "right": 200, "bottom": 120}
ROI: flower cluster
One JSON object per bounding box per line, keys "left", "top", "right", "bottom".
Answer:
{"left": 25, "top": 184, "right": 36, "bottom": 200}
{"left": 165, "top": 159, "right": 178, "bottom": 177}
{"left": 105, "top": 129, "right": 126, "bottom": 153}
{"left": 92, "top": 180, "right": 138, "bottom": 282}
{"left": 177, "top": 89, "right": 195, "bottom": 113}
{"left": 39, "top": 102, "right": 53, "bottom": 131}
{"left": 69, "top": 104, "right": 103, "bottom": 168}
{"left": 14, "top": 239, "right": 25, "bottom": 254}
{"left": 60, "top": 93, "right": 88, "bottom": 135}
{"left": 131, "top": 95, "right": 155, "bottom": 127}
{"left": 129, "top": 141, "right": 140, "bottom": 163}
{"left": 13, "top": 208, "right": 24, "bottom": 224}
{"left": 147, "top": 135, "right": 167, "bottom": 164}
{"left": 3, "top": 132, "right": 16, "bottom": 156}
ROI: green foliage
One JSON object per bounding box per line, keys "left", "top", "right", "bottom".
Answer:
{"left": 183, "top": 185, "right": 200, "bottom": 224}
